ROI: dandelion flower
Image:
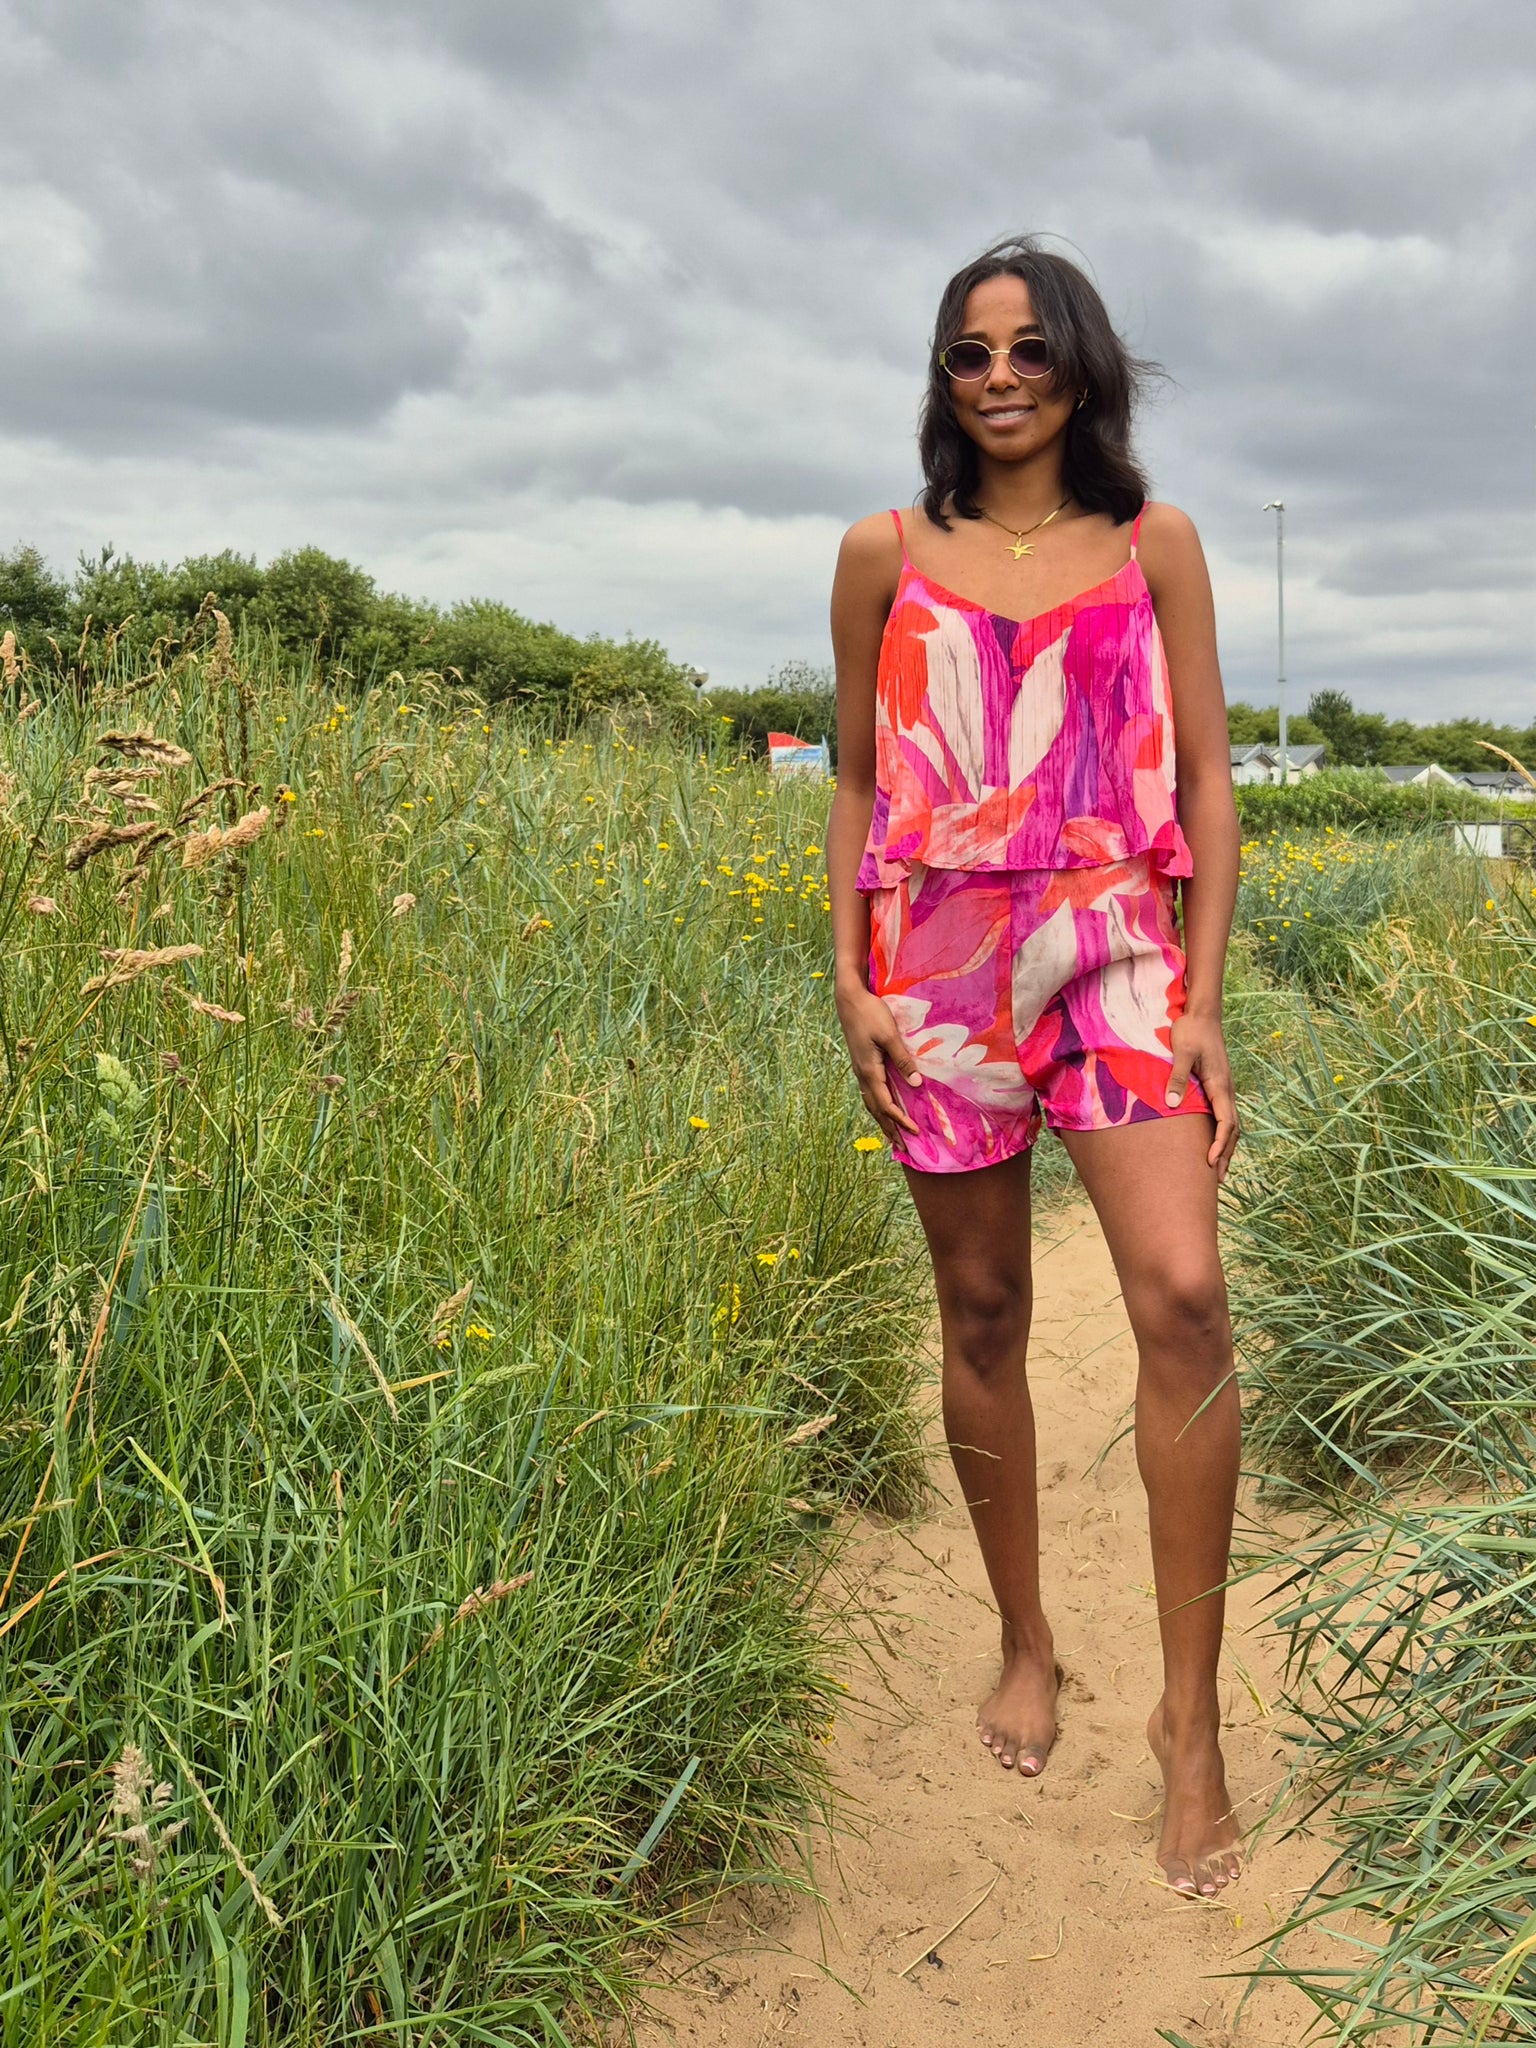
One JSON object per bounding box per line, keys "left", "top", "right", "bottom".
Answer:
{"left": 853, "top": 1134, "right": 883, "bottom": 1152}
{"left": 1333, "top": 1074, "right": 1344, "bottom": 1085}
{"left": 810, "top": 970, "right": 824, "bottom": 979}
{"left": 689, "top": 1115, "right": 709, "bottom": 1130}
{"left": 756, "top": 1251, "right": 779, "bottom": 1267}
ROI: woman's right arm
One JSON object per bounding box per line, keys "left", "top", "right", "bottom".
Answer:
{"left": 826, "top": 516, "right": 922, "bottom": 1141}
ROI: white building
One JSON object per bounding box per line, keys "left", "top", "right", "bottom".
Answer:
{"left": 1228, "top": 742, "right": 1327, "bottom": 785}
{"left": 1381, "top": 763, "right": 1468, "bottom": 790}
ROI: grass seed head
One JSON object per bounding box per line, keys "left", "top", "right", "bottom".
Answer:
{"left": 82, "top": 942, "right": 203, "bottom": 995}
{"left": 65, "top": 820, "right": 165, "bottom": 872}
{"left": 181, "top": 805, "right": 271, "bottom": 868}
{"left": 97, "top": 729, "right": 194, "bottom": 770}
{"left": 176, "top": 989, "right": 246, "bottom": 1025}
{"left": 429, "top": 1279, "right": 473, "bottom": 1346}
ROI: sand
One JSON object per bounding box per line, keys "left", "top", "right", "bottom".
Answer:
{"left": 631, "top": 1199, "right": 1348, "bottom": 2048}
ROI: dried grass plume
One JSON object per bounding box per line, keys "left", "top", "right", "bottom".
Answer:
{"left": 82, "top": 943, "right": 203, "bottom": 995}
{"left": 181, "top": 806, "right": 271, "bottom": 869}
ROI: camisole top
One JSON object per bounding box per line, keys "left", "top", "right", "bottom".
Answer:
{"left": 855, "top": 507, "right": 1192, "bottom": 893}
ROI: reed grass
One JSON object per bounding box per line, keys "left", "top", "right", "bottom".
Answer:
{"left": 1227, "top": 828, "right": 1536, "bottom": 2041}
{"left": 0, "top": 650, "right": 928, "bottom": 2044}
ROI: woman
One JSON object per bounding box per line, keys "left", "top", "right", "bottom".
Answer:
{"left": 827, "top": 237, "right": 1243, "bottom": 1900}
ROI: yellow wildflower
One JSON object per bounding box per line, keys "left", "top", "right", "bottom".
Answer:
{"left": 853, "top": 1135, "right": 883, "bottom": 1153}
{"left": 689, "top": 1115, "right": 709, "bottom": 1130}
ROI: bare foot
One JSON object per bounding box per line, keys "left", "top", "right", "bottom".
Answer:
{"left": 1146, "top": 1699, "right": 1243, "bottom": 1897}
{"left": 977, "top": 1627, "right": 1060, "bottom": 1775}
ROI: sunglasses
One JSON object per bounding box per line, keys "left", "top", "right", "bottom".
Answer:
{"left": 939, "top": 337, "right": 1053, "bottom": 381}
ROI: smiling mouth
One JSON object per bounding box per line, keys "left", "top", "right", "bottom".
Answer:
{"left": 978, "top": 406, "right": 1032, "bottom": 424}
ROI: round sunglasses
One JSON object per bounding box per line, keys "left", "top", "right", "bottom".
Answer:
{"left": 939, "top": 337, "right": 1052, "bottom": 381}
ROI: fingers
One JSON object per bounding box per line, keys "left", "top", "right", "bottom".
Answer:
{"left": 1204, "top": 1068, "right": 1240, "bottom": 1179}
{"left": 1164, "top": 1050, "right": 1195, "bottom": 1109}
{"left": 881, "top": 1033, "right": 924, "bottom": 1092}
{"left": 861, "top": 1061, "right": 921, "bottom": 1138}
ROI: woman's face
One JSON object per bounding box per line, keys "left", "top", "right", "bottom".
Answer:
{"left": 946, "top": 274, "right": 1077, "bottom": 467}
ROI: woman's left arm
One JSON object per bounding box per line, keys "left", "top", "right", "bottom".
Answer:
{"left": 1136, "top": 502, "right": 1242, "bottom": 1179}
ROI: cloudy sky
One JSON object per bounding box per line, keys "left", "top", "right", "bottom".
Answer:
{"left": 2, "top": 0, "right": 1533, "bottom": 718}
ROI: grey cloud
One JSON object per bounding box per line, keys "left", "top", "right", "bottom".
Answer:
{"left": 0, "top": 0, "right": 1529, "bottom": 717}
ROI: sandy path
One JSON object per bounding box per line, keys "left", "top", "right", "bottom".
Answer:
{"left": 633, "top": 1199, "right": 1345, "bottom": 2048}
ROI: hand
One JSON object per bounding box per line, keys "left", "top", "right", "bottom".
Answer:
{"left": 1167, "top": 1013, "right": 1239, "bottom": 1180}
{"left": 835, "top": 983, "right": 922, "bottom": 1141}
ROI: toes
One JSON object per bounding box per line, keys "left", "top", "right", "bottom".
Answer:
{"left": 1017, "top": 1752, "right": 1043, "bottom": 1778}
{"left": 1163, "top": 1860, "right": 1198, "bottom": 1898}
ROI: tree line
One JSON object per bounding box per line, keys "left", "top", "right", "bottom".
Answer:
{"left": 4, "top": 542, "right": 1526, "bottom": 772}
{"left": 1228, "top": 687, "right": 1535, "bottom": 773}
{"left": 0, "top": 541, "right": 698, "bottom": 718}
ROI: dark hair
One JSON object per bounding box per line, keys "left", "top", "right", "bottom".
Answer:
{"left": 918, "top": 236, "right": 1157, "bottom": 529}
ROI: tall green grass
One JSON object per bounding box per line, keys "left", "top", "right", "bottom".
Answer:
{"left": 0, "top": 651, "right": 927, "bottom": 2043}
{"left": 1228, "top": 830, "right": 1536, "bottom": 2041}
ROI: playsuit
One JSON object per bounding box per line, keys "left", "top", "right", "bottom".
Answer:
{"left": 856, "top": 507, "right": 1210, "bottom": 1175}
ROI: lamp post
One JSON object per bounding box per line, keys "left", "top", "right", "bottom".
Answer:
{"left": 1263, "top": 500, "right": 1287, "bottom": 785}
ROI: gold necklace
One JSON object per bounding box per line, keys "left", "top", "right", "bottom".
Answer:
{"left": 977, "top": 495, "right": 1071, "bottom": 559}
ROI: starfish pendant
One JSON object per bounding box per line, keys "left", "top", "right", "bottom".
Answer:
{"left": 1007, "top": 535, "right": 1035, "bottom": 559}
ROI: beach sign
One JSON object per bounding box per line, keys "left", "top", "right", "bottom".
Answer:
{"left": 768, "top": 731, "right": 830, "bottom": 778}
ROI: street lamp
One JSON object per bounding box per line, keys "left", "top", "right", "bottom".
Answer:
{"left": 1263, "top": 501, "right": 1287, "bottom": 785}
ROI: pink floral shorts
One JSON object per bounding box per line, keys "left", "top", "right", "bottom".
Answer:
{"left": 867, "top": 855, "right": 1210, "bottom": 1175}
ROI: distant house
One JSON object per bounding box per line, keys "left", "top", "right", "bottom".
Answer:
{"left": 1457, "top": 770, "right": 1536, "bottom": 804}
{"left": 1382, "top": 764, "right": 1467, "bottom": 790}
{"left": 1229, "top": 742, "right": 1327, "bottom": 785}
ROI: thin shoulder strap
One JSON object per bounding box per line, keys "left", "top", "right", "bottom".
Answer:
{"left": 1129, "top": 506, "right": 1146, "bottom": 558}
{"left": 889, "top": 507, "right": 912, "bottom": 564}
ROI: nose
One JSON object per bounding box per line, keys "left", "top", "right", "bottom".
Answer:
{"left": 984, "top": 353, "right": 1020, "bottom": 393}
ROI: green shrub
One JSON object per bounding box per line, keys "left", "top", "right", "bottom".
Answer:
{"left": 0, "top": 543, "right": 704, "bottom": 725}
{"left": 1233, "top": 769, "right": 1498, "bottom": 832}
{"left": 0, "top": 543, "right": 71, "bottom": 649}
{"left": 707, "top": 677, "right": 837, "bottom": 763}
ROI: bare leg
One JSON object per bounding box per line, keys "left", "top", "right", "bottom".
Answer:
{"left": 1060, "top": 1115, "right": 1243, "bottom": 1897}
{"left": 902, "top": 1150, "right": 1059, "bottom": 1776}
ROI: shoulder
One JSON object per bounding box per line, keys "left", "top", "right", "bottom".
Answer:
{"left": 838, "top": 508, "right": 907, "bottom": 571}
{"left": 833, "top": 508, "right": 907, "bottom": 612}
{"left": 1132, "top": 500, "right": 1205, "bottom": 568}
{"left": 1132, "top": 501, "right": 1210, "bottom": 601}
{"left": 1133, "top": 500, "right": 1202, "bottom": 555}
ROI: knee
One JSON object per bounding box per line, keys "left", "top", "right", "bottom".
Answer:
{"left": 939, "top": 1268, "right": 1030, "bottom": 1380}
{"left": 1129, "top": 1262, "right": 1231, "bottom": 1372}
